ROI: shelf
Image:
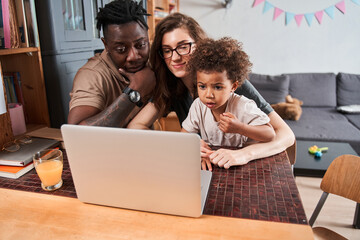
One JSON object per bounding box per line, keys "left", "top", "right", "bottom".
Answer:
{"left": 147, "top": 0, "right": 179, "bottom": 42}
{"left": 0, "top": 47, "right": 39, "bottom": 56}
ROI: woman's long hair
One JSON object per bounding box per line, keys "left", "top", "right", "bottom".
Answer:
{"left": 149, "top": 13, "right": 207, "bottom": 117}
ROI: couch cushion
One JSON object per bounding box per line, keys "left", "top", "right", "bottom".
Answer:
{"left": 285, "top": 119, "right": 360, "bottom": 142}
{"left": 249, "top": 73, "right": 290, "bottom": 104}
{"left": 345, "top": 114, "right": 360, "bottom": 130}
{"left": 286, "top": 73, "right": 337, "bottom": 107}
{"left": 337, "top": 72, "right": 360, "bottom": 106}
{"left": 300, "top": 107, "right": 348, "bottom": 121}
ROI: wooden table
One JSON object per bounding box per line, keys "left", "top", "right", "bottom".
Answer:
{"left": 0, "top": 147, "right": 313, "bottom": 239}
{"left": 0, "top": 188, "right": 314, "bottom": 240}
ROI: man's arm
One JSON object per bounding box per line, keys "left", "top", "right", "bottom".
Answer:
{"left": 68, "top": 93, "right": 137, "bottom": 127}
{"left": 68, "top": 65, "right": 156, "bottom": 127}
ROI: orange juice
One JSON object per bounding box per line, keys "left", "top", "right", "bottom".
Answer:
{"left": 35, "top": 160, "right": 63, "bottom": 187}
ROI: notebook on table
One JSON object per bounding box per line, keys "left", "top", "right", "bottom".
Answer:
{"left": 61, "top": 124, "right": 212, "bottom": 218}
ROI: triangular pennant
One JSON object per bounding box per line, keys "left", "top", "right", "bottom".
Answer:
{"left": 295, "top": 14, "right": 304, "bottom": 26}
{"left": 263, "top": 1, "right": 274, "bottom": 13}
{"left": 273, "top": 8, "right": 284, "bottom": 20}
{"left": 253, "top": 0, "right": 265, "bottom": 8}
{"left": 324, "top": 5, "right": 335, "bottom": 19}
{"left": 351, "top": 0, "right": 360, "bottom": 5}
{"left": 305, "top": 13, "right": 315, "bottom": 26}
{"left": 336, "top": 0, "right": 346, "bottom": 13}
{"left": 285, "top": 12, "right": 295, "bottom": 25}
{"left": 315, "top": 11, "right": 324, "bottom": 24}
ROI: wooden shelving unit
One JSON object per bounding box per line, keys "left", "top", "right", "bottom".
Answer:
{"left": 147, "top": 0, "right": 180, "bottom": 41}
{"left": 0, "top": 4, "right": 50, "bottom": 145}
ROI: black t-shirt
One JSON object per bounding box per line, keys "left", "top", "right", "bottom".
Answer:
{"left": 171, "top": 80, "right": 273, "bottom": 125}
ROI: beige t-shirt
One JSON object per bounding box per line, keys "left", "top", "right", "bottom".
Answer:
{"left": 182, "top": 93, "right": 270, "bottom": 147}
{"left": 69, "top": 50, "right": 141, "bottom": 125}
{"left": 69, "top": 50, "right": 129, "bottom": 111}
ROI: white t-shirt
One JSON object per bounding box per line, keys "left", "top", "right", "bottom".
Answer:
{"left": 182, "top": 93, "right": 270, "bottom": 147}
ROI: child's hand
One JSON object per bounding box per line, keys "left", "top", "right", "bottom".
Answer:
{"left": 201, "top": 157, "right": 213, "bottom": 171}
{"left": 200, "top": 139, "right": 213, "bottom": 171}
{"left": 218, "top": 112, "right": 242, "bottom": 133}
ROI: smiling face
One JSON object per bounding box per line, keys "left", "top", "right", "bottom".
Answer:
{"left": 161, "top": 28, "right": 195, "bottom": 79}
{"left": 197, "top": 71, "right": 238, "bottom": 115}
{"left": 102, "top": 22, "right": 149, "bottom": 73}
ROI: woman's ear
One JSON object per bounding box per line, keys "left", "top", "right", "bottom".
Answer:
{"left": 231, "top": 81, "right": 239, "bottom": 92}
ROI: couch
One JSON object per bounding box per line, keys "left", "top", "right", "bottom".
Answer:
{"left": 250, "top": 72, "right": 360, "bottom": 155}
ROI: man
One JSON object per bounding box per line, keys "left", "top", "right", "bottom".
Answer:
{"left": 68, "top": 0, "right": 156, "bottom": 127}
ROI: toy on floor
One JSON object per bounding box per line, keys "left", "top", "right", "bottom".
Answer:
{"left": 308, "top": 145, "right": 328, "bottom": 158}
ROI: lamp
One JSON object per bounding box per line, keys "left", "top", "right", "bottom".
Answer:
{"left": 222, "top": 0, "right": 233, "bottom": 8}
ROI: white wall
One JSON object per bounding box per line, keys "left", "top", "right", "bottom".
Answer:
{"left": 180, "top": 0, "right": 360, "bottom": 75}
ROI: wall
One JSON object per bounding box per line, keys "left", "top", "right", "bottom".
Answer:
{"left": 180, "top": 0, "right": 360, "bottom": 75}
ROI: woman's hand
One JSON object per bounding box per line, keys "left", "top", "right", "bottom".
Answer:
{"left": 210, "top": 148, "right": 250, "bottom": 169}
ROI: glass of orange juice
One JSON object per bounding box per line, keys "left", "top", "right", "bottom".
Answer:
{"left": 33, "top": 149, "right": 63, "bottom": 191}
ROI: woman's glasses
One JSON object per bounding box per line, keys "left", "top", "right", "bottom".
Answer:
{"left": 1, "top": 135, "right": 33, "bottom": 152}
{"left": 159, "top": 42, "right": 194, "bottom": 59}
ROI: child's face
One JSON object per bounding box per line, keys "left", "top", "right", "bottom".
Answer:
{"left": 197, "top": 71, "right": 238, "bottom": 113}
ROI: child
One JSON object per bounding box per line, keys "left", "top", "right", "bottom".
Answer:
{"left": 181, "top": 37, "right": 276, "bottom": 171}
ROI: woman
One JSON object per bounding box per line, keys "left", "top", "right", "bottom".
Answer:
{"left": 127, "top": 13, "right": 295, "bottom": 170}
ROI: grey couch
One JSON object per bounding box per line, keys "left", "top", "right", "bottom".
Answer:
{"left": 249, "top": 72, "right": 360, "bottom": 154}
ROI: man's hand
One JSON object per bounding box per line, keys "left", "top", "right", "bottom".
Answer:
{"left": 119, "top": 65, "right": 156, "bottom": 100}
{"left": 218, "top": 112, "right": 243, "bottom": 133}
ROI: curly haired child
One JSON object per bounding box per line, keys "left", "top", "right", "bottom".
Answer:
{"left": 181, "top": 37, "right": 276, "bottom": 171}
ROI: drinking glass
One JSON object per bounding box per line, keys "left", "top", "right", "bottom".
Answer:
{"left": 33, "top": 149, "right": 63, "bottom": 191}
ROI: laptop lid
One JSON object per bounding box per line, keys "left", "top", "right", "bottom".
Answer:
{"left": 61, "top": 124, "right": 211, "bottom": 217}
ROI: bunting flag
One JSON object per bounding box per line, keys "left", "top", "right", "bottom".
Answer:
{"left": 273, "top": 8, "right": 283, "bottom": 20}
{"left": 315, "top": 11, "right": 324, "bottom": 24}
{"left": 252, "top": 0, "right": 358, "bottom": 27}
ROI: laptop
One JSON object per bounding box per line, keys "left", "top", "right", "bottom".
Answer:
{"left": 61, "top": 124, "right": 212, "bottom": 217}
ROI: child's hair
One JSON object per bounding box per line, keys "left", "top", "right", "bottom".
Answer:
{"left": 188, "top": 37, "right": 252, "bottom": 85}
{"left": 96, "top": 0, "right": 149, "bottom": 38}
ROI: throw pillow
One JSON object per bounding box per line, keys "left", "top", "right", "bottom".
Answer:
{"left": 249, "top": 73, "right": 290, "bottom": 104}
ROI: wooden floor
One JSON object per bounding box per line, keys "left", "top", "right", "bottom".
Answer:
{"left": 295, "top": 176, "right": 359, "bottom": 240}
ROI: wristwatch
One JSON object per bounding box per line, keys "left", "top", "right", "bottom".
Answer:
{"left": 123, "top": 87, "right": 143, "bottom": 107}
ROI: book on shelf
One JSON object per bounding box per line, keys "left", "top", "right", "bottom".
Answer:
{"left": 0, "top": 0, "right": 21, "bottom": 48}
{"left": 14, "top": 0, "right": 28, "bottom": 47}
{"left": 23, "top": 0, "right": 38, "bottom": 47}
{"left": 4, "top": 75, "right": 18, "bottom": 103}
{"left": 4, "top": 71, "right": 25, "bottom": 107}
{"left": 0, "top": 3, "right": 3, "bottom": 48}
{"left": 0, "top": 161, "right": 33, "bottom": 178}
{"left": 1, "top": 0, "right": 11, "bottom": 48}
{"left": 0, "top": 137, "right": 59, "bottom": 166}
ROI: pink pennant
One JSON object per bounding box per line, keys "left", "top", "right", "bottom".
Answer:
{"left": 336, "top": 0, "right": 346, "bottom": 14}
{"left": 315, "top": 11, "right": 324, "bottom": 24}
{"left": 253, "top": 0, "right": 265, "bottom": 8}
{"left": 273, "top": 8, "right": 284, "bottom": 20}
{"left": 295, "top": 14, "right": 304, "bottom": 26}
